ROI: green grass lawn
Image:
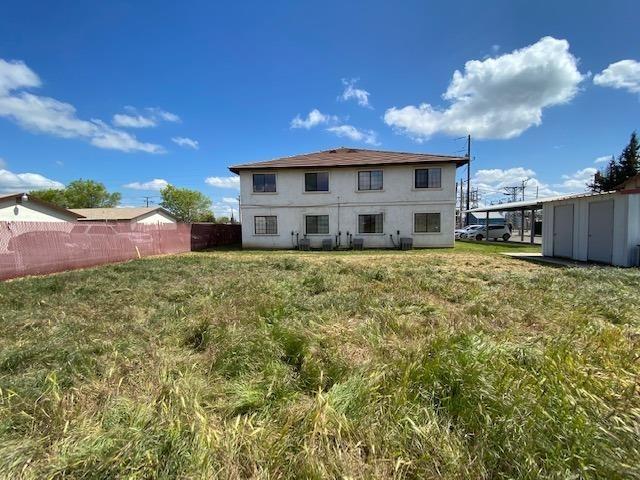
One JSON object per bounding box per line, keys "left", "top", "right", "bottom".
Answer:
{"left": 1, "top": 243, "right": 639, "bottom": 479}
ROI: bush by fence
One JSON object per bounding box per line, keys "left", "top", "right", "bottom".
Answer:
{"left": 0, "top": 222, "right": 241, "bottom": 281}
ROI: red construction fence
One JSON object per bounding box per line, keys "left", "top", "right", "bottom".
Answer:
{"left": 0, "top": 222, "right": 241, "bottom": 281}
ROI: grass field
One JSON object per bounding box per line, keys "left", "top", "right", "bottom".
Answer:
{"left": 1, "top": 243, "right": 639, "bottom": 479}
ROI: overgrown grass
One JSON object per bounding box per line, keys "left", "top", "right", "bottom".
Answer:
{"left": 1, "top": 242, "right": 639, "bottom": 479}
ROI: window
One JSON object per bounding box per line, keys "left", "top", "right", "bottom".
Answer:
{"left": 414, "top": 213, "right": 441, "bottom": 233}
{"left": 305, "top": 215, "right": 329, "bottom": 234}
{"left": 254, "top": 216, "right": 277, "bottom": 235}
{"left": 358, "top": 170, "right": 383, "bottom": 191}
{"left": 414, "top": 168, "right": 441, "bottom": 189}
{"left": 358, "top": 214, "right": 383, "bottom": 234}
{"left": 253, "top": 173, "right": 276, "bottom": 193}
{"left": 305, "top": 172, "right": 329, "bottom": 192}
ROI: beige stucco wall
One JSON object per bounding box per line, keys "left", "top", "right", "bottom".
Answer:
{"left": 135, "top": 210, "right": 177, "bottom": 224}
{"left": 239, "top": 163, "right": 458, "bottom": 249}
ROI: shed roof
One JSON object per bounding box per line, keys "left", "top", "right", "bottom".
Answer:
{"left": 465, "top": 191, "right": 614, "bottom": 213}
{"left": 229, "top": 147, "right": 468, "bottom": 173}
{"left": 70, "top": 207, "right": 175, "bottom": 221}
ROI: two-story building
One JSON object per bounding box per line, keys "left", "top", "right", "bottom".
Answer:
{"left": 229, "top": 148, "right": 468, "bottom": 249}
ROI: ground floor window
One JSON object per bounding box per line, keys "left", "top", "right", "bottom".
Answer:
{"left": 305, "top": 215, "right": 329, "bottom": 234}
{"left": 254, "top": 216, "right": 277, "bottom": 235}
{"left": 414, "top": 213, "right": 440, "bottom": 233}
{"left": 358, "top": 213, "right": 383, "bottom": 234}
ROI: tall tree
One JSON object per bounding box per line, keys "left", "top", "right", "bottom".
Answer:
{"left": 30, "top": 179, "right": 121, "bottom": 208}
{"left": 618, "top": 131, "right": 639, "bottom": 181}
{"left": 160, "top": 185, "right": 213, "bottom": 222}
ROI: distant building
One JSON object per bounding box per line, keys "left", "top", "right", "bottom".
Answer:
{"left": 70, "top": 207, "right": 177, "bottom": 224}
{"left": 468, "top": 211, "right": 505, "bottom": 225}
{"left": 0, "top": 193, "right": 83, "bottom": 222}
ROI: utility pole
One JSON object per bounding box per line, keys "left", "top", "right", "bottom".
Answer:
{"left": 143, "top": 196, "right": 152, "bottom": 207}
{"left": 465, "top": 135, "right": 471, "bottom": 225}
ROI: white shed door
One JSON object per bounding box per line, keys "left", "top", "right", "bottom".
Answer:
{"left": 588, "top": 200, "right": 614, "bottom": 264}
{"left": 553, "top": 204, "right": 574, "bottom": 258}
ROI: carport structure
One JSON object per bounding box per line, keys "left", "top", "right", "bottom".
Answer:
{"left": 466, "top": 198, "right": 546, "bottom": 244}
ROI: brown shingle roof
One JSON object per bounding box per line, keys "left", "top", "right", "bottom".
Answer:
{"left": 228, "top": 147, "right": 468, "bottom": 174}
{"left": 70, "top": 207, "right": 175, "bottom": 221}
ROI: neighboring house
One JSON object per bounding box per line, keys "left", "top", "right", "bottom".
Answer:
{"left": 70, "top": 207, "right": 177, "bottom": 224}
{"left": 229, "top": 148, "right": 468, "bottom": 249}
{"left": 0, "top": 192, "right": 83, "bottom": 222}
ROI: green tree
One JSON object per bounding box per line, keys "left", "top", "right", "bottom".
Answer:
{"left": 160, "top": 185, "right": 213, "bottom": 222}
{"left": 30, "top": 179, "right": 121, "bottom": 208}
{"left": 590, "top": 132, "right": 640, "bottom": 192}
{"left": 618, "top": 131, "right": 639, "bottom": 181}
{"left": 215, "top": 216, "right": 230, "bottom": 224}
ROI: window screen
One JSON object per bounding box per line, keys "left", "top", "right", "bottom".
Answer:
{"left": 414, "top": 168, "right": 442, "bottom": 188}
{"left": 253, "top": 173, "right": 276, "bottom": 193}
{"left": 414, "top": 213, "right": 441, "bottom": 233}
{"left": 305, "top": 172, "right": 329, "bottom": 191}
{"left": 358, "top": 214, "right": 383, "bottom": 234}
{"left": 305, "top": 215, "right": 329, "bottom": 234}
{"left": 254, "top": 216, "right": 277, "bottom": 234}
{"left": 358, "top": 170, "right": 383, "bottom": 190}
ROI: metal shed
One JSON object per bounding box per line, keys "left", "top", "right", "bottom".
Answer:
{"left": 542, "top": 190, "right": 640, "bottom": 267}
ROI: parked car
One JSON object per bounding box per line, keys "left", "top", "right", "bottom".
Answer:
{"left": 460, "top": 224, "right": 512, "bottom": 241}
{"left": 455, "top": 225, "right": 482, "bottom": 239}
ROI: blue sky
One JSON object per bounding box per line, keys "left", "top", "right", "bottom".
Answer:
{"left": 0, "top": 0, "right": 639, "bottom": 214}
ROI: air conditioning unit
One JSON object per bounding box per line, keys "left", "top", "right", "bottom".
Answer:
{"left": 299, "top": 238, "right": 311, "bottom": 251}
{"left": 400, "top": 237, "right": 413, "bottom": 250}
{"left": 352, "top": 238, "right": 364, "bottom": 250}
{"left": 322, "top": 238, "right": 333, "bottom": 251}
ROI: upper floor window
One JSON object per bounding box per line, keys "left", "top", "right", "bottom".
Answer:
{"left": 358, "top": 170, "right": 383, "bottom": 191}
{"left": 305, "top": 172, "right": 329, "bottom": 192}
{"left": 358, "top": 213, "right": 383, "bottom": 234}
{"left": 414, "top": 168, "right": 441, "bottom": 189}
{"left": 253, "top": 173, "right": 276, "bottom": 193}
{"left": 305, "top": 215, "right": 329, "bottom": 234}
{"left": 254, "top": 216, "right": 277, "bottom": 235}
{"left": 414, "top": 213, "right": 441, "bottom": 233}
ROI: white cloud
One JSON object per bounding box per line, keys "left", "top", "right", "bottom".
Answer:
{"left": 0, "top": 168, "right": 64, "bottom": 193}
{"left": 211, "top": 201, "right": 238, "bottom": 219}
{"left": 594, "top": 155, "right": 611, "bottom": 164}
{"left": 593, "top": 60, "right": 640, "bottom": 94}
{"left": 290, "top": 109, "right": 337, "bottom": 129}
{"left": 112, "top": 106, "right": 181, "bottom": 128}
{"left": 0, "top": 59, "right": 164, "bottom": 153}
{"left": 339, "top": 78, "right": 371, "bottom": 108}
{"left": 171, "top": 136, "right": 199, "bottom": 149}
{"left": 491, "top": 44, "right": 501, "bottom": 53}
{"left": 384, "top": 36, "right": 585, "bottom": 140}
{"left": 0, "top": 157, "right": 6, "bottom": 169}
{"left": 205, "top": 175, "right": 240, "bottom": 189}
{"left": 558, "top": 167, "right": 597, "bottom": 190}
{"left": 222, "top": 197, "right": 237, "bottom": 203}
{"left": 327, "top": 124, "right": 379, "bottom": 146}
{"left": 112, "top": 113, "right": 157, "bottom": 128}
{"left": 123, "top": 178, "right": 169, "bottom": 191}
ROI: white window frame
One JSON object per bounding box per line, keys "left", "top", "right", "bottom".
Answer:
{"left": 253, "top": 215, "right": 279, "bottom": 236}
{"left": 357, "top": 212, "right": 384, "bottom": 235}
{"left": 304, "top": 214, "right": 330, "bottom": 235}
{"left": 413, "top": 212, "right": 442, "bottom": 234}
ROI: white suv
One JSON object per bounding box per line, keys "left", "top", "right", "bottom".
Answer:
{"left": 461, "top": 224, "right": 512, "bottom": 241}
